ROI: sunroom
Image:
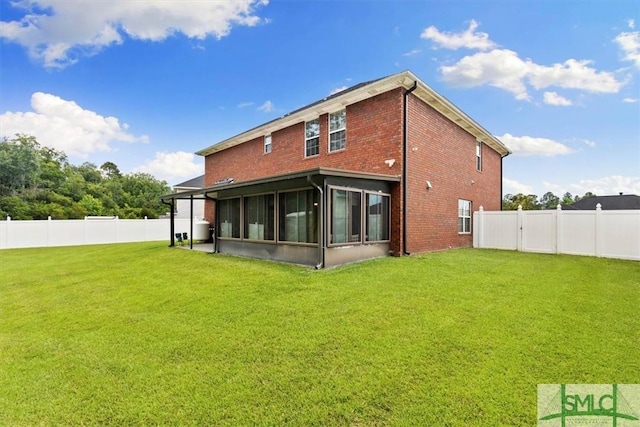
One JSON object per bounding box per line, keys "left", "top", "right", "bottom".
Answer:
{"left": 161, "top": 168, "right": 399, "bottom": 268}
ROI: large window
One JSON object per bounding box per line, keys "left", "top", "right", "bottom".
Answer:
{"left": 476, "top": 140, "right": 482, "bottom": 171}
{"left": 458, "top": 199, "right": 472, "bottom": 234}
{"left": 366, "top": 193, "right": 390, "bottom": 242}
{"left": 331, "top": 189, "right": 362, "bottom": 244}
{"left": 305, "top": 119, "right": 320, "bottom": 157}
{"left": 244, "top": 194, "right": 275, "bottom": 241}
{"left": 278, "top": 189, "right": 319, "bottom": 243}
{"left": 218, "top": 198, "right": 240, "bottom": 238}
{"left": 329, "top": 110, "right": 346, "bottom": 152}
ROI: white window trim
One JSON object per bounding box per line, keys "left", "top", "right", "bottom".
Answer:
{"left": 328, "top": 109, "right": 346, "bottom": 153}
{"left": 458, "top": 199, "right": 472, "bottom": 234}
{"left": 476, "top": 140, "right": 482, "bottom": 171}
{"left": 264, "top": 135, "right": 272, "bottom": 154}
{"left": 305, "top": 119, "right": 320, "bottom": 158}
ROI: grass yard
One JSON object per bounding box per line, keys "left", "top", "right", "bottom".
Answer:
{"left": 1, "top": 243, "right": 638, "bottom": 426}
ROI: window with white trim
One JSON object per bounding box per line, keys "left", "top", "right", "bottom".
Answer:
{"left": 305, "top": 119, "right": 320, "bottom": 157}
{"left": 329, "top": 109, "right": 346, "bottom": 152}
{"left": 476, "top": 140, "right": 482, "bottom": 171}
{"left": 458, "top": 199, "right": 472, "bottom": 234}
{"left": 264, "top": 135, "right": 272, "bottom": 154}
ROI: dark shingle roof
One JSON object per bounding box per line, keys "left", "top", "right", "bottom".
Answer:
{"left": 562, "top": 194, "right": 640, "bottom": 210}
{"left": 174, "top": 175, "right": 204, "bottom": 189}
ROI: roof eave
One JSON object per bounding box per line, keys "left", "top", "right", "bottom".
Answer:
{"left": 197, "top": 70, "right": 511, "bottom": 157}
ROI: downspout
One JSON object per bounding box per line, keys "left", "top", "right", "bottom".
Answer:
{"left": 307, "top": 176, "right": 324, "bottom": 269}
{"left": 189, "top": 195, "right": 194, "bottom": 249}
{"left": 403, "top": 81, "right": 417, "bottom": 255}
{"left": 204, "top": 193, "right": 217, "bottom": 253}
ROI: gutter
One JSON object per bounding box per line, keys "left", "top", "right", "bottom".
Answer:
{"left": 307, "top": 176, "right": 325, "bottom": 269}
{"left": 403, "top": 80, "right": 418, "bottom": 255}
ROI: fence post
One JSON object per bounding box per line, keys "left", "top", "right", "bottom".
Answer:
{"left": 477, "top": 206, "right": 484, "bottom": 248}
{"left": 595, "top": 203, "right": 602, "bottom": 257}
{"left": 47, "top": 216, "right": 52, "bottom": 247}
{"left": 556, "top": 204, "right": 562, "bottom": 254}
{"left": 517, "top": 205, "right": 523, "bottom": 252}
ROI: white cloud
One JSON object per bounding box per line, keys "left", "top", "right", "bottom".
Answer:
{"left": 238, "top": 101, "right": 255, "bottom": 108}
{"left": 628, "top": 19, "right": 636, "bottom": 30}
{"left": 257, "top": 100, "right": 274, "bottom": 112}
{"left": 430, "top": 21, "right": 624, "bottom": 100}
{"left": 329, "top": 86, "right": 349, "bottom": 95}
{"left": 614, "top": 31, "right": 640, "bottom": 70}
{"left": 498, "top": 133, "right": 573, "bottom": 157}
{"left": 543, "top": 91, "right": 572, "bottom": 106}
{"left": 527, "top": 59, "right": 623, "bottom": 93}
{"left": 569, "top": 175, "right": 640, "bottom": 196}
{"left": 133, "top": 151, "right": 202, "bottom": 183}
{"left": 503, "top": 178, "right": 534, "bottom": 195}
{"left": 402, "top": 49, "right": 421, "bottom": 57}
{"left": 441, "top": 50, "right": 623, "bottom": 100}
{"left": 0, "top": 92, "right": 147, "bottom": 157}
{"left": 0, "top": 0, "right": 269, "bottom": 68}
{"left": 623, "top": 97, "right": 638, "bottom": 103}
{"left": 421, "top": 19, "right": 496, "bottom": 51}
{"left": 440, "top": 49, "right": 530, "bottom": 100}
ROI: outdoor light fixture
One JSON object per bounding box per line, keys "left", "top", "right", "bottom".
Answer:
{"left": 426, "top": 181, "right": 432, "bottom": 189}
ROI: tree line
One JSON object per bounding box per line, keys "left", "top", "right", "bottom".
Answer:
{"left": 0, "top": 134, "right": 171, "bottom": 220}
{"left": 502, "top": 191, "right": 596, "bottom": 210}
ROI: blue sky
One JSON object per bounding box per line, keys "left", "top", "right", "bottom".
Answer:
{"left": 1, "top": 0, "right": 638, "bottom": 198}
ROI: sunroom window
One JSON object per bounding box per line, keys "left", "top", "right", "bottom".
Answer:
{"left": 218, "top": 198, "right": 240, "bottom": 238}
{"left": 244, "top": 194, "right": 275, "bottom": 241}
{"left": 366, "top": 193, "right": 390, "bottom": 242}
{"left": 278, "top": 189, "right": 318, "bottom": 243}
{"left": 331, "top": 189, "right": 362, "bottom": 244}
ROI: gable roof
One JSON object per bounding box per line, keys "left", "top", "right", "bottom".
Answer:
{"left": 173, "top": 175, "right": 204, "bottom": 190}
{"left": 196, "top": 70, "right": 511, "bottom": 157}
{"left": 562, "top": 194, "right": 640, "bottom": 210}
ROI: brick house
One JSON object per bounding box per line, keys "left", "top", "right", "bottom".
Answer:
{"left": 162, "top": 70, "right": 510, "bottom": 267}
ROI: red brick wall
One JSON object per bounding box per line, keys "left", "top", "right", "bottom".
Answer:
{"left": 204, "top": 88, "right": 404, "bottom": 186}
{"left": 203, "top": 88, "right": 503, "bottom": 255}
{"left": 404, "top": 94, "right": 502, "bottom": 253}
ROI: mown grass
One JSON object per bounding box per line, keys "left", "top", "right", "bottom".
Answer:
{"left": 1, "top": 243, "right": 638, "bottom": 426}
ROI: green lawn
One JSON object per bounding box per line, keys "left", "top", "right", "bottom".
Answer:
{"left": 1, "top": 243, "right": 638, "bottom": 426}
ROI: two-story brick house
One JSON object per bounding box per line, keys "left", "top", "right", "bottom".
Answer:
{"left": 162, "top": 70, "right": 510, "bottom": 267}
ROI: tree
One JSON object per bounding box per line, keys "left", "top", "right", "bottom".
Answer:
{"left": 502, "top": 193, "right": 541, "bottom": 210}
{"left": 540, "top": 192, "right": 560, "bottom": 209}
{"left": 0, "top": 134, "right": 40, "bottom": 197}
{"left": 100, "top": 161, "right": 121, "bottom": 179}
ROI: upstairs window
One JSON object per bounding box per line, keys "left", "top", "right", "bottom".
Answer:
{"left": 329, "top": 110, "right": 346, "bottom": 152}
{"left": 264, "top": 135, "right": 272, "bottom": 154}
{"left": 458, "top": 199, "right": 472, "bottom": 234}
{"left": 305, "top": 119, "right": 320, "bottom": 157}
{"left": 476, "top": 140, "right": 482, "bottom": 171}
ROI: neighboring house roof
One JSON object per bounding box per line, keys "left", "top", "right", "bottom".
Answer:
{"left": 174, "top": 175, "right": 204, "bottom": 190}
{"left": 562, "top": 194, "right": 640, "bottom": 210}
{"left": 196, "top": 70, "right": 511, "bottom": 158}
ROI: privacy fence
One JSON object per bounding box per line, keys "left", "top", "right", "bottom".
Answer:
{"left": 0, "top": 217, "right": 198, "bottom": 250}
{"left": 473, "top": 205, "right": 640, "bottom": 261}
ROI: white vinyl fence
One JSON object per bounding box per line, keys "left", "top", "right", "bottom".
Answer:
{"left": 0, "top": 216, "right": 201, "bottom": 250}
{"left": 473, "top": 205, "right": 640, "bottom": 261}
